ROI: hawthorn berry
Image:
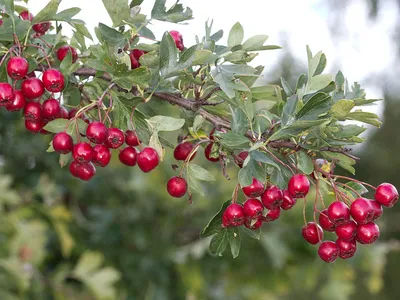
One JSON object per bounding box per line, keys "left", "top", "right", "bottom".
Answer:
{"left": 32, "top": 22, "right": 51, "bottom": 35}
{"left": 370, "top": 200, "right": 383, "bottom": 220}
{"left": 319, "top": 209, "right": 336, "bottom": 232}
{"left": 52, "top": 132, "right": 73, "bottom": 154}
{"left": 318, "top": 241, "right": 339, "bottom": 263}
{"left": 20, "top": 11, "right": 33, "bottom": 21}
{"left": 86, "top": 121, "right": 108, "bottom": 144}
{"left": 132, "top": 49, "right": 145, "bottom": 60}
{"left": 119, "top": 147, "right": 138, "bottom": 166}
{"left": 375, "top": 183, "right": 399, "bottom": 208}
{"left": 261, "top": 185, "right": 283, "bottom": 209}
{"left": 6, "top": 90, "right": 26, "bottom": 112}
{"left": 244, "top": 218, "right": 263, "bottom": 230}
{"left": 24, "top": 102, "right": 42, "bottom": 121}
{"left": 174, "top": 141, "right": 196, "bottom": 161}
{"left": 336, "top": 238, "right": 357, "bottom": 259}
{"left": 7, "top": 57, "right": 29, "bottom": 79}
{"left": 137, "top": 147, "right": 159, "bottom": 172}
{"left": 60, "top": 106, "right": 69, "bottom": 119}
{"left": 288, "top": 174, "right": 310, "bottom": 198}
{"left": 25, "top": 119, "right": 43, "bottom": 133}
{"left": 92, "top": 145, "right": 112, "bottom": 167}
{"left": 243, "top": 198, "right": 264, "bottom": 220}
{"left": 56, "top": 46, "right": 78, "bottom": 63}
{"left": 335, "top": 220, "right": 357, "bottom": 241}
{"left": 262, "top": 207, "right": 281, "bottom": 222}
{"left": 242, "top": 178, "right": 265, "bottom": 198}
{"left": 42, "top": 69, "right": 65, "bottom": 93}
{"left": 0, "top": 82, "right": 14, "bottom": 106}
{"left": 169, "top": 30, "right": 184, "bottom": 51}
{"left": 125, "top": 130, "right": 140, "bottom": 146}
{"left": 281, "top": 190, "right": 297, "bottom": 210}
{"left": 76, "top": 162, "right": 96, "bottom": 181}
{"left": 105, "top": 127, "right": 125, "bottom": 149}
{"left": 350, "top": 198, "right": 374, "bottom": 224}
{"left": 69, "top": 161, "right": 80, "bottom": 178}
{"left": 42, "top": 98, "right": 61, "bottom": 120}
{"left": 222, "top": 203, "right": 245, "bottom": 227}
{"left": 235, "top": 151, "right": 249, "bottom": 168}
{"left": 356, "top": 222, "right": 380, "bottom": 244}
{"left": 72, "top": 142, "right": 93, "bottom": 164}
{"left": 21, "top": 78, "right": 44, "bottom": 99}
{"left": 204, "top": 143, "right": 219, "bottom": 162}
{"left": 327, "top": 201, "right": 350, "bottom": 225}
{"left": 129, "top": 53, "right": 140, "bottom": 69}
{"left": 167, "top": 176, "right": 188, "bottom": 198}
{"left": 302, "top": 222, "right": 323, "bottom": 245}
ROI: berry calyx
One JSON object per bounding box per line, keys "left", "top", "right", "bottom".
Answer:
{"left": 0, "top": 82, "right": 14, "bottom": 106}
{"left": 375, "top": 183, "right": 399, "bottom": 208}
{"left": 42, "top": 69, "right": 65, "bottom": 93}
{"left": 72, "top": 142, "right": 93, "bottom": 164}
{"left": 318, "top": 241, "right": 339, "bottom": 263}
{"left": 92, "top": 144, "right": 112, "bottom": 167}
{"left": 76, "top": 162, "right": 96, "bottom": 181}
{"left": 105, "top": 127, "right": 125, "bottom": 149}
{"left": 6, "top": 90, "right": 26, "bottom": 112}
{"left": 356, "top": 222, "right": 380, "bottom": 244}
{"left": 204, "top": 143, "right": 219, "bottom": 162}
{"left": 42, "top": 98, "right": 61, "bottom": 120}
{"left": 169, "top": 30, "right": 184, "bottom": 51}
{"left": 125, "top": 130, "right": 140, "bottom": 146}
{"left": 242, "top": 178, "right": 265, "bottom": 198}
{"left": 262, "top": 207, "right": 281, "bottom": 222}
{"left": 222, "top": 203, "right": 245, "bottom": 227}
{"left": 243, "top": 198, "right": 264, "bottom": 220}
{"left": 336, "top": 238, "right": 357, "bottom": 259}
{"left": 7, "top": 57, "right": 29, "bottom": 79}
{"left": 137, "top": 147, "right": 159, "bottom": 172}
{"left": 24, "top": 102, "right": 42, "bottom": 121}
{"left": 86, "top": 121, "right": 108, "bottom": 144}
{"left": 244, "top": 218, "right": 263, "bottom": 230}
{"left": 56, "top": 46, "right": 78, "bottom": 63}
{"left": 288, "top": 174, "right": 310, "bottom": 198}
{"left": 350, "top": 198, "right": 374, "bottom": 224}
{"left": 319, "top": 209, "right": 336, "bottom": 232}
{"left": 261, "top": 185, "right": 283, "bottom": 209}
{"left": 21, "top": 78, "right": 44, "bottom": 99}
{"left": 302, "top": 222, "right": 323, "bottom": 245}
{"left": 327, "top": 201, "right": 350, "bottom": 225}
{"left": 167, "top": 176, "right": 188, "bottom": 198}
{"left": 174, "top": 141, "right": 196, "bottom": 161}
{"left": 335, "top": 220, "right": 357, "bottom": 241}
{"left": 119, "top": 147, "right": 138, "bottom": 166}
{"left": 52, "top": 132, "right": 73, "bottom": 154}
{"left": 281, "top": 190, "right": 297, "bottom": 210}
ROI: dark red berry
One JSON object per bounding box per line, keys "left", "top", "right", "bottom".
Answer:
{"left": 235, "top": 151, "right": 249, "bottom": 168}
{"left": 375, "top": 183, "right": 398, "bottom": 208}
{"left": 42, "top": 98, "right": 61, "bottom": 120}
{"left": 302, "top": 222, "right": 324, "bottom": 245}
{"left": 32, "top": 22, "right": 51, "bottom": 35}
{"left": 167, "top": 176, "right": 187, "bottom": 198}
{"left": 350, "top": 198, "right": 374, "bottom": 224}
{"left": 105, "top": 127, "right": 125, "bottom": 149}
{"left": 262, "top": 207, "right": 281, "bottom": 222}
{"left": 72, "top": 142, "right": 93, "bottom": 164}
{"left": 318, "top": 241, "right": 339, "bottom": 263}
{"left": 68, "top": 108, "right": 78, "bottom": 119}
{"left": 60, "top": 106, "right": 69, "bottom": 119}
{"left": 327, "top": 201, "right": 350, "bottom": 225}
{"left": 174, "top": 141, "right": 196, "bottom": 161}
{"left": 137, "top": 147, "right": 159, "bottom": 172}
{"left": 125, "top": 130, "right": 140, "bottom": 146}
{"left": 288, "top": 174, "right": 310, "bottom": 198}
{"left": 336, "top": 238, "right": 357, "bottom": 259}
{"left": 222, "top": 203, "right": 245, "bottom": 227}
{"left": 56, "top": 46, "right": 78, "bottom": 63}
{"left": 6, "top": 90, "right": 26, "bottom": 111}
{"left": 129, "top": 52, "right": 140, "bottom": 69}
{"left": 24, "top": 102, "right": 42, "bottom": 121}
{"left": 356, "top": 222, "right": 380, "bottom": 244}
{"left": 92, "top": 144, "right": 112, "bottom": 167}
{"left": 119, "top": 146, "right": 137, "bottom": 166}
{"left": 335, "top": 220, "right": 357, "bottom": 241}
{"left": 370, "top": 200, "right": 383, "bottom": 220}
{"left": 132, "top": 49, "right": 145, "bottom": 60}
{"left": 281, "top": 189, "right": 297, "bottom": 210}
{"left": 7, "top": 57, "right": 29, "bottom": 79}
{"left": 69, "top": 161, "right": 80, "bottom": 178}
{"left": 86, "top": 121, "right": 108, "bottom": 144}
{"left": 25, "top": 119, "right": 43, "bottom": 133}
{"left": 52, "top": 132, "right": 73, "bottom": 154}
{"left": 20, "top": 11, "right": 33, "bottom": 21}
{"left": 169, "top": 30, "right": 184, "bottom": 51}
{"left": 204, "top": 143, "right": 219, "bottom": 162}
{"left": 243, "top": 198, "right": 264, "bottom": 220}
{"left": 21, "top": 78, "right": 44, "bottom": 99}
{"left": 244, "top": 218, "right": 263, "bottom": 230}
{"left": 242, "top": 178, "right": 264, "bottom": 198}
{"left": 42, "top": 69, "right": 64, "bottom": 93}
{"left": 261, "top": 185, "right": 283, "bottom": 209}
{"left": 319, "top": 209, "right": 336, "bottom": 232}
{"left": 76, "top": 162, "right": 96, "bottom": 181}
{"left": 0, "top": 82, "right": 14, "bottom": 106}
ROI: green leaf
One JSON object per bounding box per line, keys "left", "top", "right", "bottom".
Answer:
{"left": 59, "top": 51, "right": 72, "bottom": 75}
{"left": 32, "top": 0, "right": 61, "bottom": 23}
{"left": 227, "top": 228, "right": 241, "bottom": 258}
{"left": 331, "top": 99, "right": 355, "bottom": 120}
{"left": 111, "top": 66, "right": 151, "bottom": 90}
{"left": 192, "top": 115, "right": 205, "bottom": 133}
{"left": 228, "top": 22, "right": 244, "bottom": 48}
{"left": 250, "top": 151, "right": 280, "bottom": 169}
{"left": 159, "top": 32, "right": 178, "bottom": 76}
{"left": 308, "top": 74, "right": 333, "bottom": 92}
{"left": 95, "top": 23, "right": 125, "bottom": 46}
{"left": 102, "top": 0, "right": 130, "bottom": 26}
{"left": 296, "top": 92, "right": 330, "bottom": 119}
{"left": 1, "top": 0, "right": 14, "bottom": 17}
{"left": 254, "top": 100, "right": 276, "bottom": 111}
{"left": 209, "top": 230, "right": 229, "bottom": 256}
{"left": 230, "top": 107, "right": 248, "bottom": 134}
{"left": 149, "top": 132, "right": 164, "bottom": 161}
{"left": 43, "top": 119, "right": 69, "bottom": 133}
{"left": 242, "top": 35, "right": 269, "bottom": 51}
{"left": 193, "top": 49, "right": 218, "bottom": 65}
{"left": 218, "top": 132, "right": 250, "bottom": 148}
{"left": 322, "top": 152, "right": 356, "bottom": 174}
{"left": 151, "top": 0, "right": 193, "bottom": 23}
{"left": 188, "top": 164, "right": 216, "bottom": 182}
{"left": 251, "top": 85, "right": 280, "bottom": 100}
{"left": 282, "top": 95, "right": 298, "bottom": 126}
{"left": 345, "top": 182, "right": 368, "bottom": 197}
{"left": 200, "top": 200, "right": 230, "bottom": 238}
{"left": 238, "top": 166, "right": 252, "bottom": 187}
{"left": 63, "top": 86, "right": 81, "bottom": 106}
{"left": 346, "top": 111, "right": 382, "bottom": 127}
{"left": 295, "top": 151, "right": 314, "bottom": 175}
{"left": 146, "top": 115, "right": 185, "bottom": 132}
{"left": 239, "top": 226, "right": 261, "bottom": 240}
{"left": 0, "top": 18, "right": 31, "bottom": 41}
{"left": 177, "top": 45, "right": 198, "bottom": 70}
{"left": 59, "top": 153, "right": 71, "bottom": 168}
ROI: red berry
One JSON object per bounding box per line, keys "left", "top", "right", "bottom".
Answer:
{"left": 204, "top": 143, "right": 219, "bottom": 162}
{"left": 76, "top": 162, "right": 96, "bottom": 181}
{"left": 288, "top": 174, "right": 310, "bottom": 198}
{"left": 169, "top": 30, "right": 184, "bottom": 51}
{"left": 52, "top": 132, "right": 73, "bottom": 154}
{"left": 262, "top": 207, "right": 281, "bottom": 222}
{"left": 350, "top": 198, "right": 374, "bottom": 224}
{"left": 319, "top": 209, "right": 336, "bottom": 232}
{"left": 356, "top": 222, "right": 380, "bottom": 244}
{"left": 92, "top": 144, "right": 112, "bottom": 167}
{"left": 335, "top": 220, "right": 357, "bottom": 241}
{"left": 235, "top": 151, "right": 249, "bottom": 168}
{"left": 318, "top": 241, "right": 339, "bottom": 263}
{"left": 302, "top": 222, "right": 324, "bottom": 245}
{"left": 243, "top": 198, "right": 264, "bottom": 220}
{"left": 72, "top": 142, "right": 93, "bottom": 164}
{"left": 0, "top": 82, "right": 14, "bottom": 106}
{"left": 336, "top": 238, "right": 357, "bottom": 259}
{"left": 129, "top": 52, "right": 140, "bottom": 69}
{"left": 24, "top": 102, "right": 42, "bottom": 121}
{"left": 20, "top": 11, "right": 33, "bottom": 21}
{"left": 167, "top": 176, "right": 187, "bottom": 198}
{"left": 119, "top": 146, "right": 138, "bottom": 166}
{"left": 69, "top": 161, "right": 80, "bottom": 178}
{"left": 56, "top": 46, "right": 78, "bottom": 63}
{"left": 32, "top": 22, "right": 51, "bottom": 35}
{"left": 6, "top": 90, "right": 26, "bottom": 111}
{"left": 42, "top": 69, "right": 64, "bottom": 93}
{"left": 60, "top": 106, "right": 69, "bottom": 119}
{"left": 132, "top": 49, "right": 145, "bottom": 60}
{"left": 281, "top": 189, "right": 297, "bottom": 210}
{"left": 21, "top": 78, "right": 44, "bottom": 99}
{"left": 42, "top": 98, "right": 61, "bottom": 120}
{"left": 68, "top": 108, "right": 78, "bottom": 119}
{"left": 125, "top": 130, "right": 140, "bottom": 146}
{"left": 261, "top": 185, "right": 283, "bottom": 209}
{"left": 25, "top": 119, "right": 43, "bottom": 133}
{"left": 327, "top": 201, "right": 350, "bottom": 225}
{"left": 244, "top": 218, "right": 263, "bottom": 230}
{"left": 242, "top": 178, "right": 264, "bottom": 198}
{"left": 105, "top": 127, "right": 125, "bottom": 149}
{"left": 174, "top": 141, "right": 196, "bottom": 161}
{"left": 7, "top": 57, "right": 29, "bottom": 79}
{"left": 137, "top": 147, "right": 159, "bottom": 172}
{"left": 86, "top": 121, "right": 108, "bottom": 144}
{"left": 370, "top": 200, "right": 383, "bottom": 220}
{"left": 375, "top": 183, "right": 398, "bottom": 208}
{"left": 222, "top": 203, "right": 245, "bottom": 227}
